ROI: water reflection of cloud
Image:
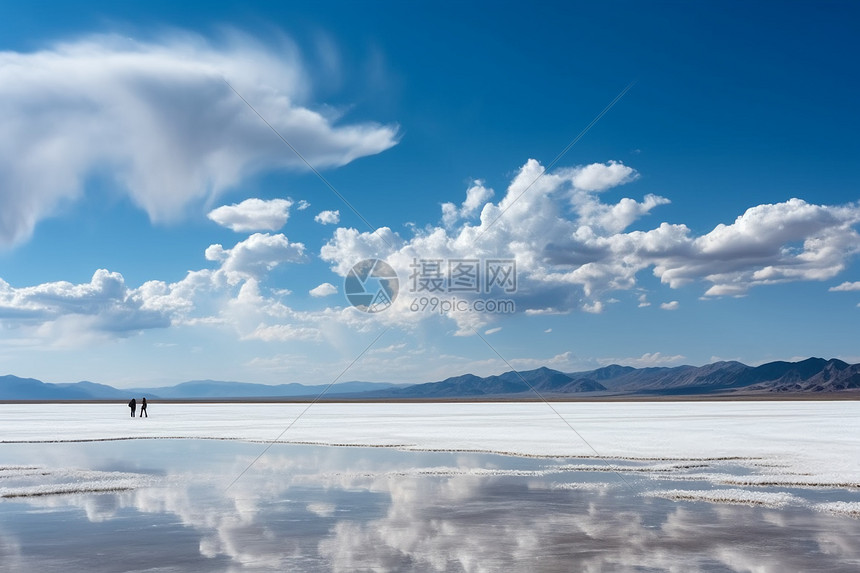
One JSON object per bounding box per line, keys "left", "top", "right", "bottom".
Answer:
{"left": 3, "top": 444, "right": 860, "bottom": 572}
{"left": 315, "top": 473, "right": 860, "bottom": 573}
{"left": 0, "top": 528, "right": 24, "bottom": 571}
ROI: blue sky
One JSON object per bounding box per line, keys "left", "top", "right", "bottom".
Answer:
{"left": 0, "top": 1, "right": 858, "bottom": 387}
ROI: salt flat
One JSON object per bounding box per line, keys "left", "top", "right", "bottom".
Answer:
{"left": 1, "top": 401, "right": 858, "bottom": 488}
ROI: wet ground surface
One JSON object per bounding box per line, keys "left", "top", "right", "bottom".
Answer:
{"left": 1, "top": 439, "right": 859, "bottom": 572}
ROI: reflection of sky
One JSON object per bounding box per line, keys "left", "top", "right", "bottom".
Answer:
{"left": 1, "top": 441, "right": 859, "bottom": 572}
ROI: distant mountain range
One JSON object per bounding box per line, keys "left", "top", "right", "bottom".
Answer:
{"left": 2, "top": 358, "right": 860, "bottom": 401}
{"left": 360, "top": 358, "right": 860, "bottom": 399}
{"left": 0, "top": 377, "right": 401, "bottom": 401}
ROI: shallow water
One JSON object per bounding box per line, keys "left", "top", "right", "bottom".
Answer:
{"left": 1, "top": 439, "right": 859, "bottom": 572}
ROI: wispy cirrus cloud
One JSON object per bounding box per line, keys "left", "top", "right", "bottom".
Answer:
{"left": 0, "top": 31, "right": 398, "bottom": 247}
{"left": 598, "top": 352, "right": 686, "bottom": 367}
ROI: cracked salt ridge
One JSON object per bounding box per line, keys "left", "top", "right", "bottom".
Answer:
{"left": 549, "top": 481, "right": 613, "bottom": 491}
{"left": 0, "top": 466, "right": 44, "bottom": 479}
{"left": 642, "top": 488, "right": 801, "bottom": 508}
{"left": 554, "top": 462, "right": 713, "bottom": 472}
{"left": 0, "top": 436, "right": 242, "bottom": 444}
{"left": 389, "top": 446, "right": 764, "bottom": 462}
{"left": 313, "top": 467, "right": 560, "bottom": 480}
{"left": 643, "top": 490, "right": 860, "bottom": 518}
{"left": 0, "top": 437, "right": 769, "bottom": 464}
{"left": 0, "top": 483, "right": 138, "bottom": 498}
{"left": 0, "top": 466, "right": 156, "bottom": 499}
{"left": 655, "top": 471, "right": 860, "bottom": 489}
{"left": 307, "top": 460, "right": 716, "bottom": 480}
{"left": 814, "top": 501, "right": 860, "bottom": 518}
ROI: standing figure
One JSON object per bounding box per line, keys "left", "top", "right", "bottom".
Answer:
{"left": 140, "top": 397, "right": 148, "bottom": 418}
{"left": 128, "top": 398, "right": 136, "bottom": 418}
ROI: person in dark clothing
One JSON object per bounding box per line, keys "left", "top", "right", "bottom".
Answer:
{"left": 129, "top": 398, "right": 136, "bottom": 417}
{"left": 140, "top": 397, "right": 148, "bottom": 418}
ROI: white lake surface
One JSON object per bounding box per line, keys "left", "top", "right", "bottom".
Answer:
{"left": 2, "top": 401, "right": 859, "bottom": 486}
{"left": 1, "top": 402, "right": 859, "bottom": 571}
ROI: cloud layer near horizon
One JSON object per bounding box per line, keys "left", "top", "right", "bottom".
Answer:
{"left": 2, "top": 157, "right": 858, "bottom": 349}
{"left": 0, "top": 32, "right": 398, "bottom": 247}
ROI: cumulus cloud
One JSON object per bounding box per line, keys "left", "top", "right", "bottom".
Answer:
{"left": 0, "top": 270, "right": 174, "bottom": 341}
{"left": 314, "top": 210, "right": 341, "bottom": 225}
{"left": 830, "top": 281, "right": 860, "bottom": 292}
{"left": 0, "top": 229, "right": 318, "bottom": 348}
{"left": 0, "top": 32, "right": 398, "bottom": 247}
{"left": 296, "top": 200, "right": 311, "bottom": 211}
{"left": 4, "top": 156, "right": 858, "bottom": 350}
{"left": 207, "top": 198, "right": 293, "bottom": 232}
{"left": 205, "top": 233, "right": 306, "bottom": 285}
{"left": 442, "top": 180, "right": 494, "bottom": 226}
{"left": 320, "top": 158, "right": 860, "bottom": 333}
{"left": 571, "top": 160, "right": 638, "bottom": 191}
{"left": 218, "top": 278, "right": 323, "bottom": 343}
{"left": 309, "top": 282, "right": 338, "bottom": 297}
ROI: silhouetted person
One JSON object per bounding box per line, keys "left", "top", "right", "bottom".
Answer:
{"left": 140, "top": 397, "right": 147, "bottom": 418}
{"left": 128, "top": 398, "right": 136, "bottom": 418}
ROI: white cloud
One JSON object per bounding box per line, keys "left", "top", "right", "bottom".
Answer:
{"left": 296, "top": 200, "right": 311, "bottom": 211}
{"left": 572, "top": 192, "right": 670, "bottom": 234}
{"left": 638, "top": 294, "right": 650, "bottom": 307}
{"left": 205, "top": 233, "right": 306, "bottom": 285}
{"left": 309, "top": 282, "right": 338, "bottom": 297}
{"left": 660, "top": 301, "right": 679, "bottom": 310}
{"left": 582, "top": 301, "right": 605, "bottom": 314}
{"left": 4, "top": 156, "right": 858, "bottom": 355}
{"left": 0, "top": 270, "right": 176, "bottom": 343}
{"left": 600, "top": 352, "right": 686, "bottom": 367}
{"left": 219, "top": 278, "right": 323, "bottom": 343}
{"left": 656, "top": 199, "right": 860, "bottom": 293}
{"left": 207, "top": 198, "right": 292, "bottom": 232}
{"left": 320, "top": 158, "right": 860, "bottom": 333}
{"left": 0, "top": 32, "right": 398, "bottom": 247}
{"left": 544, "top": 328, "right": 552, "bottom": 333}
{"left": 442, "top": 180, "right": 494, "bottom": 226}
{"left": 484, "top": 327, "right": 502, "bottom": 335}
{"left": 314, "top": 210, "right": 341, "bottom": 225}
{"left": 570, "top": 160, "right": 638, "bottom": 191}
{"left": 830, "top": 281, "right": 860, "bottom": 292}
{"left": 243, "top": 323, "right": 321, "bottom": 342}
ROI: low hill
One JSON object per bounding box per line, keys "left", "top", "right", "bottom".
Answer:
{"left": 0, "top": 376, "right": 399, "bottom": 400}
